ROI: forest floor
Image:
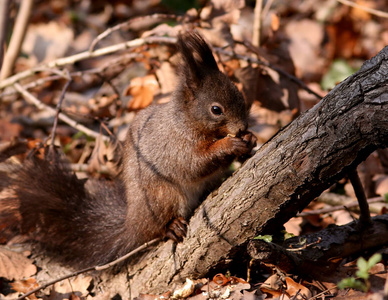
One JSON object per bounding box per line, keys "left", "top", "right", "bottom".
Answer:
{"left": 0, "top": 0, "right": 388, "bottom": 299}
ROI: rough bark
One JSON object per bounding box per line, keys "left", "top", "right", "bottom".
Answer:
{"left": 125, "top": 46, "right": 388, "bottom": 297}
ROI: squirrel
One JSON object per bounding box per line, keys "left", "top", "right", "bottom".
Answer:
{"left": 0, "top": 32, "right": 256, "bottom": 269}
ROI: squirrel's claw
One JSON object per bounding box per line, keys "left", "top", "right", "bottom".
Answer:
{"left": 165, "top": 217, "right": 188, "bottom": 242}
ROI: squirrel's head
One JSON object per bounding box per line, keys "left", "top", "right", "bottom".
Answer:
{"left": 175, "top": 31, "right": 249, "bottom": 139}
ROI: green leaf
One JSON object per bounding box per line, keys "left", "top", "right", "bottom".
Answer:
{"left": 384, "top": 193, "right": 388, "bottom": 203}
{"left": 338, "top": 277, "right": 367, "bottom": 292}
{"left": 254, "top": 235, "right": 273, "bottom": 243}
{"left": 355, "top": 269, "right": 369, "bottom": 280}
{"left": 367, "top": 253, "right": 382, "bottom": 269}
{"left": 357, "top": 257, "right": 368, "bottom": 272}
{"left": 321, "top": 59, "right": 358, "bottom": 90}
{"left": 284, "top": 232, "right": 295, "bottom": 240}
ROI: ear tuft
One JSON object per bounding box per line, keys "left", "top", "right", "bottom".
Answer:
{"left": 177, "top": 31, "right": 219, "bottom": 86}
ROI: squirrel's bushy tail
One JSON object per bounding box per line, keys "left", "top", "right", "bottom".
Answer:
{"left": 0, "top": 156, "right": 132, "bottom": 268}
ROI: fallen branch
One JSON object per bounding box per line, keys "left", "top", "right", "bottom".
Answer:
{"left": 248, "top": 214, "right": 388, "bottom": 278}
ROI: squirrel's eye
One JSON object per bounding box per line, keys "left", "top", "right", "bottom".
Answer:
{"left": 211, "top": 105, "right": 223, "bottom": 115}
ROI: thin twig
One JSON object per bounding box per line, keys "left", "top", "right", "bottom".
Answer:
{"left": 307, "top": 285, "right": 339, "bottom": 300}
{"left": 0, "top": 52, "right": 142, "bottom": 99}
{"left": 95, "top": 238, "right": 161, "bottom": 271}
{"left": 252, "top": 0, "right": 263, "bottom": 47}
{"left": 0, "top": 35, "right": 176, "bottom": 89}
{"left": 71, "top": 163, "right": 110, "bottom": 174}
{"left": 0, "top": 0, "right": 33, "bottom": 80}
{"left": 13, "top": 83, "right": 110, "bottom": 142}
{"left": 0, "top": 0, "right": 10, "bottom": 70}
{"left": 297, "top": 196, "right": 384, "bottom": 217}
{"left": 214, "top": 46, "right": 323, "bottom": 100}
{"left": 16, "top": 238, "right": 161, "bottom": 300}
{"left": 49, "top": 74, "right": 72, "bottom": 155}
{"left": 89, "top": 13, "right": 178, "bottom": 52}
{"left": 348, "top": 169, "right": 372, "bottom": 227}
{"left": 2, "top": 32, "right": 322, "bottom": 103}
{"left": 262, "top": 0, "right": 274, "bottom": 20}
{"left": 286, "top": 237, "right": 321, "bottom": 252}
{"left": 291, "top": 289, "right": 301, "bottom": 300}
{"left": 336, "top": 0, "right": 388, "bottom": 19}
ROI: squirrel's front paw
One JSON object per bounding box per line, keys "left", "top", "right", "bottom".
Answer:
{"left": 165, "top": 217, "right": 188, "bottom": 242}
{"left": 240, "top": 131, "right": 257, "bottom": 152}
{"left": 225, "top": 131, "right": 257, "bottom": 157}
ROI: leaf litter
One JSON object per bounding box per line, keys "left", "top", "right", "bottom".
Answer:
{"left": 0, "top": 0, "right": 388, "bottom": 299}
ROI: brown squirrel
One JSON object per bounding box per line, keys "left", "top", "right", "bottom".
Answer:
{"left": 0, "top": 32, "right": 256, "bottom": 268}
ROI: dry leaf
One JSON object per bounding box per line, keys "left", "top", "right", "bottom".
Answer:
{"left": 172, "top": 278, "right": 195, "bottom": 299}
{"left": 22, "top": 22, "right": 73, "bottom": 63}
{"left": 271, "top": 13, "right": 280, "bottom": 31}
{"left": 53, "top": 275, "right": 92, "bottom": 296}
{"left": 199, "top": 277, "right": 251, "bottom": 300}
{"left": 125, "top": 75, "right": 160, "bottom": 111}
{"left": 350, "top": 0, "right": 374, "bottom": 21}
{"left": 10, "top": 278, "right": 39, "bottom": 300}
{"left": 284, "top": 19, "right": 326, "bottom": 80}
{"left": 155, "top": 61, "right": 177, "bottom": 96}
{"left": 260, "top": 275, "right": 311, "bottom": 299}
{"left": 283, "top": 217, "right": 303, "bottom": 236}
{"left": 87, "top": 94, "right": 118, "bottom": 118}
{"left": 0, "top": 247, "right": 37, "bottom": 281}
{"left": 284, "top": 277, "right": 312, "bottom": 299}
{"left": 0, "top": 120, "right": 23, "bottom": 142}
{"left": 87, "top": 134, "right": 120, "bottom": 177}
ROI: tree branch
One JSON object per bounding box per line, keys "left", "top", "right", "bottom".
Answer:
{"left": 248, "top": 214, "right": 388, "bottom": 278}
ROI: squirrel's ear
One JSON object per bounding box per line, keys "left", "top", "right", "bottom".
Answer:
{"left": 177, "top": 31, "right": 219, "bottom": 92}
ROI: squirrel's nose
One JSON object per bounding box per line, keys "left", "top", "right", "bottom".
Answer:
{"left": 227, "top": 120, "right": 248, "bottom": 137}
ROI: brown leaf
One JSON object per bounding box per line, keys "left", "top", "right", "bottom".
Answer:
{"left": 0, "top": 247, "right": 37, "bottom": 281}
{"left": 283, "top": 217, "right": 303, "bottom": 236}
{"left": 22, "top": 22, "right": 73, "bottom": 64}
{"left": 53, "top": 275, "right": 92, "bottom": 296}
{"left": 260, "top": 275, "right": 311, "bottom": 299}
{"left": 271, "top": 13, "right": 280, "bottom": 31}
{"left": 87, "top": 134, "right": 121, "bottom": 177}
{"left": 125, "top": 75, "right": 160, "bottom": 111}
{"left": 284, "top": 19, "right": 326, "bottom": 80}
{"left": 284, "top": 277, "right": 312, "bottom": 299}
{"left": 0, "top": 120, "right": 23, "bottom": 142}
{"left": 10, "top": 278, "right": 39, "bottom": 300}
{"left": 350, "top": 0, "right": 373, "bottom": 21}
{"left": 87, "top": 94, "right": 118, "bottom": 118}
